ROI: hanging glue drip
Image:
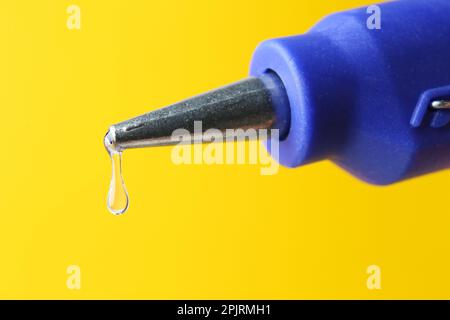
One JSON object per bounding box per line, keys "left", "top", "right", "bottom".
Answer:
{"left": 104, "top": 130, "right": 129, "bottom": 215}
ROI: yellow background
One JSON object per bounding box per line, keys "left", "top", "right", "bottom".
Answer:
{"left": 1, "top": 0, "right": 448, "bottom": 299}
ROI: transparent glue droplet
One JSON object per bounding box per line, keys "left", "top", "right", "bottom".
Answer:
{"left": 104, "top": 131, "right": 129, "bottom": 215}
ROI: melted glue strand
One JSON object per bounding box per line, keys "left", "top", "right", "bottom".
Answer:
{"left": 104, "top": 132, "right": 129, "bottom": 215}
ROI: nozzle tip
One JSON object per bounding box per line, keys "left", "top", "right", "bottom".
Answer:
{"left": 104, "top": 126, "right": 119, "bottom": 154}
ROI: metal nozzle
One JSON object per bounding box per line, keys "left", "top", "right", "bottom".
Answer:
{"left": 106, "top": 75, "right": 289, "bottom": 152}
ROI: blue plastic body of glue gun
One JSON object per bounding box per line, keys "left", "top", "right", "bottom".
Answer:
{"left": 250, "top": 0, "right": 450, "bottom": 185}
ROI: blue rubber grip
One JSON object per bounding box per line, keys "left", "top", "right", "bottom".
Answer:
{"left": 250, "top": 0, "right": 450, "bottom": 185}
